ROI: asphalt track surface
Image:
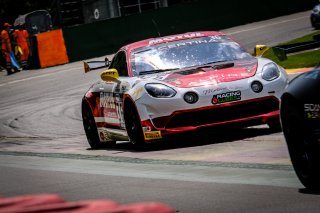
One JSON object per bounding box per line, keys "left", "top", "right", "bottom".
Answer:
{"left": 1, "top": 10, "right": 320, "bottom": 212}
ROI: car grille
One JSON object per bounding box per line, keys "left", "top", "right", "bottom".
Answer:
{"left": 155, "top": 97, "right": 279, "bottom": 129}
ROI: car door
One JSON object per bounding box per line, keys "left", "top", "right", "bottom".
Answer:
{"left": 100, "top": 51, "right": 129, "bottom": 129}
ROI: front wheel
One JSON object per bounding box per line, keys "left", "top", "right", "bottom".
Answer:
{"left": 124, "top": 102, "right": 145, "bottom": 146}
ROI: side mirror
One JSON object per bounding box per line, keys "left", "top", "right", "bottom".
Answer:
{"left": 100, "top": 68, "right": 120, "bottom": 82}
{"left": 254, "top": 44, "right": 269, "bottom": 56}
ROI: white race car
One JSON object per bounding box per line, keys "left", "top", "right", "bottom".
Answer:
{"left": 82, "top": 31, "right": 289, "bottom": 148}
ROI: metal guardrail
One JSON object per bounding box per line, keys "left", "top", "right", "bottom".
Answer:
{"left": 272, "top": 34, "right": 320, "bottom": 61}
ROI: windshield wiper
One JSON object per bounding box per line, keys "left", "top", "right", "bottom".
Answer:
{"left": 201, "top": 60, "right": 230, "bottom": 66}
{"left": 195, "top": 60, "right": 235, "bottom": 70}
{"left": 139, "top": 68, "right": 179, "bottom": 75}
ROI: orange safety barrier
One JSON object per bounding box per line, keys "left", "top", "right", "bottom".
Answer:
{"left": 37, "top": 29, "right": 69, "bottom": 68}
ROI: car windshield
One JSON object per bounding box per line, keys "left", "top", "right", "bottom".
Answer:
{"left": 130, "top": 35, "right": 253, "bottom": 76}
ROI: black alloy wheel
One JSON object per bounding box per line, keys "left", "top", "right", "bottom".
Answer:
{"left": 124, "top": 102, "right": 145, "bottom": 146}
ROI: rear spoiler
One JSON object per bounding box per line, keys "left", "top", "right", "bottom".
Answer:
{"left": 83, "top": 57, "right": 111, "bottom": 73}
{"left": 255, "top": 34, "right": 320, "bottom": 61}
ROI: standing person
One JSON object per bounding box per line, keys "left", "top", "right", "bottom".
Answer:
{"left": 1, "top": 23, "right": 13, "bottom": 75}
{"left": 14, "top": 24, "right": 30, "bottom": 69}
{"left": 0, "top": 23, "right": 6, "bottom": 72}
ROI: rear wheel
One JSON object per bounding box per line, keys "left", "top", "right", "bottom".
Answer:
{"left": 281, "top": 100, "right": 320, "bottom": 190}
{"left": 82, "top": 101, "right": 103, "bottom": 149}
{"left": 124, "top": 102, "right": 145, "bottom": 146}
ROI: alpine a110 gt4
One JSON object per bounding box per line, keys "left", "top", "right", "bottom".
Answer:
{"left": 82, "top": 31, "right": 289, "bottom": 148}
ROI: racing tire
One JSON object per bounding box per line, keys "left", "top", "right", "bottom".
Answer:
{"left": 82, "top": 101, "right": 108, "bottom": 149}
{"left": 281, "top": 100, "right": 320, "bottom": 190}
{"left": 124, "top": 102, "right": 145, "bottom": 147}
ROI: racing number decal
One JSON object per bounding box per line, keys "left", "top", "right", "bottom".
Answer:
{"left": 100, "top": 92, "right": 124, "bottom": 127}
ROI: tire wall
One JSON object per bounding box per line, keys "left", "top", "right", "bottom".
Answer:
{"left": 63, "top": 0, "right": 317, "bottom": 62}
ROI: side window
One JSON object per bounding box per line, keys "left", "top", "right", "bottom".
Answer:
{"left": 109, "top": 51, "right": 128, "bottom": 76}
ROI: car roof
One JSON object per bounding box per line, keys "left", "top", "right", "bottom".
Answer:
{"left": 123, "top": 31, "right": 226, "bottom": 52}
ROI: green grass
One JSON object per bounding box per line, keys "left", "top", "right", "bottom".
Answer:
{"left": 262, "top": 31, "right": 320, "bottom": 69}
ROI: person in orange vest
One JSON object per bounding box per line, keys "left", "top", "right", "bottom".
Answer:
{"left": 1, "top": 22, "right": 13, "bottom": 75}
{"left": 14, "top": 24, "right": 30, "bottom": 69}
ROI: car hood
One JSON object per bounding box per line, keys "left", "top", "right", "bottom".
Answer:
{"left": 143, "top": 59, "right": 258, "bottom": 88}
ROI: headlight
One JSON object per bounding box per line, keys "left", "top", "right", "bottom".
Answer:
{"left": 145, "top": 83, "right": 177, "bottom": 98}
{"left": 261, "top": 63, "right": 280, "bottom": 81}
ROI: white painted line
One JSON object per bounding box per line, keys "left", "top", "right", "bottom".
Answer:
{"left": 0, "top": 67, "right": 81, "bottom": 87}
{"left": 227, "top": 16, "right": 309, "bottom": 35}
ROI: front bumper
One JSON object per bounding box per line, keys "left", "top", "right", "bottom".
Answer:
{"left": 142, "top": 96, "right": 280, "bottom": 140}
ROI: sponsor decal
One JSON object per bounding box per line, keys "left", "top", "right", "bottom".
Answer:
{"left": 100, "top": 92, "right": 117, "bottom": 109}
{"left": 98, "top": 129, "right": 112, "bottom": 142}
{"left": 212, "top": 90, "right": 241, "bottom": 104}
{"left": 304, "top": 104, "right": 320, "bottom": 112}
{"left": 98, "top": 128, "right": 120, "bottom": 142}
{"left": 149, "top": 33, "right": 205, "bottom": 45}
{"left": 306, "top": 112, "right": 320, "bottom": 120}
{"left": 208, "top": 35, "right": 224, "bottom": 42}
{"left": 202, "top": 87, "right": 226, "bottom": 95}
{"left": 144, "top": 131, "right": 162, "bottom": 141}
{"left": 157, "top": 36, "right": 228, "bottom": 51}
{"left": 304, "top": 104, "right": 320, "bottom": 120}
{"left": 100, "top": 92, "right": 124, "bottom": 125}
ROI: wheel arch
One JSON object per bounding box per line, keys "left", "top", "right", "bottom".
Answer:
{"left": 82, "top": 90, "right": 101, "bottom": 118}
{"left": 122, "top": 95, "right": 146, "bottom": 145}
{"left": 81, "top": 97, "right": 92, "bottom": 114}
{"left": 123, "top": 96, "right": 139, "bottom": 121}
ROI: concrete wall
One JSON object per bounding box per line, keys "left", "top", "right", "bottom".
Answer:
{"left": 63, "top": 0, "right": 317, "bottom": 62}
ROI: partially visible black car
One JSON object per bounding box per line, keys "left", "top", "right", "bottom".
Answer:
{"left": 281, "top": 68, "right": 320, "bottom": 190}
{"left": 311, "top": 4, "right": 320, "bottom": 29}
